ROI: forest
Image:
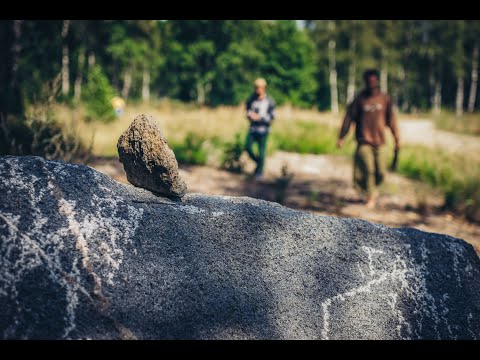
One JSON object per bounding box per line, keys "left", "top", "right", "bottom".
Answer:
{"left": 1, "top": 20, "right": 479, "bottom": 118}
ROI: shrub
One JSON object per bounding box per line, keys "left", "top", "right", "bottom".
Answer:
{"left": 0, "top": 111, "right": 91, "bottom": 163}
{"left": 82, "top": 65, "right": 116, "bottom": 123}
{"left": 170, "top": 132, "right": 208, "bottom": 165}
{"left": 221, "top": 132, "right": 246, "bottom": 173}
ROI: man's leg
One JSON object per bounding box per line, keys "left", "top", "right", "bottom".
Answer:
{"left": 255, "top": 134, "right": 268, "bottom": 176}
{"left": 354, "top": 144, "right": 376, "bottom": 207}
{"left": 374, "top": 145, "right": 387, "bottom": 186}
{"left": 245, "top": 132, "right": 258, "bottom": 163}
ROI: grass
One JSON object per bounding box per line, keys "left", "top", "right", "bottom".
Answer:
{"left": 269, "top": 120, "right": 355, "bottom": 156}
{"left": 431, "top": 111, "right": 480, "bottom": 136}
{"left": 52, "top": 100, "right": 338, "bottom": 158}
{"left": 52, "top": 100, "right": 480, "bottom": 223}
{"left": 394, "top": 146, "right": 480, "bottom": 222}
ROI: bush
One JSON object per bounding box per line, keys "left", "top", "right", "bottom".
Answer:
{"left": 82, "top": 65, "right": 116, "bottom": 123}
{"left": 445, "top": 178, "right": 480, "bottom": 223}
{"left": 0, "top": 112, "right": 91, "bottom": 163}
{"left": 221, "top": 132, "right": 246, "bottom": 173}
{"left": 170, "top": 132, "right": 208, "bottom": 165}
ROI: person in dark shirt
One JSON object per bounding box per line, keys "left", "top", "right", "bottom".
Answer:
{"left": 245, "top": 78, "right": 276, "bottom": 180}
{"left": 337, "top": 69, "right": 401, "bottom": 208}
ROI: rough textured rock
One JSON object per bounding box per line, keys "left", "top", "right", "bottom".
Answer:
{"left": 117, "top": 114, "right": 187, "bottom": 198}
{"left": 1, "top": 155, "right": 479, "bottom": 340}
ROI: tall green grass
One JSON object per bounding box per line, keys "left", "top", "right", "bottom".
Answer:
{"left": 170, "top": 121, "right": 355, "bottom": 167}
{"left": 394, "top": 146, "right": 480, "bottom": 222}
{"left": 269, "top": 120, "right": 355, "bottom": 155}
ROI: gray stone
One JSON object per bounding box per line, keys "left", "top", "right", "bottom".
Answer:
{"left": 117, "top": 114, "right": 187, "bottom": 198}
{"left": 0, "top": 155, "right": 479, "bottom": 340}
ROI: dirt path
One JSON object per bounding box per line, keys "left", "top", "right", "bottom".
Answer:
{"left": 90, "top": 150, "right": 480, "bottom": 255}
{"left": 399, "top": 119, "right": 480, "bottom": 155}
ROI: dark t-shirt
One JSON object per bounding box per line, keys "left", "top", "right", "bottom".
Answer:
{"left": 339, "top": 90, "right": 400, "bottom": 147}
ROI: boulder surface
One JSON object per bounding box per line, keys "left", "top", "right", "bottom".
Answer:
{"left": 0, "top": 155, "right": 479, "bottom": 339}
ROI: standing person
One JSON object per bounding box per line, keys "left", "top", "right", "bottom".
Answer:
{"left": 337, "top": 69, "right": 400, "bottom": 208}
{"left": 111, "top": 96, "right": 126, "bottom": 117}
{"left": 245, "top": 78, "right": 276, "bottom": 180}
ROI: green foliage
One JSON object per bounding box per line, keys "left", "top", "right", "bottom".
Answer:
{"left": 161, "top": 20, "right": 318, "bottom": 108}
{"left": 394, "top": 145, "right": 480, "bottom": 222}
{"left": 221, "top": 133, "right": 246, "bottom": 173}
{"left": 396, "top": 147, "right": 454, "bottom": 188}
{"left": 4, "top": 20, "right": 480, "bottom": 116}
{"left": 81, "top": 65, "right": 116, "bottom": 122}
{"left": 262, "top": 21, "right": 318, "bottom": 108}
{"left": 212, "top": 41, "right": 265, "bottom": 106}
{"left": 170, "top": 132, "right": 208, "bottom": 165}
{"left": 445, "top": 178, "right": 480, "bottom": 222}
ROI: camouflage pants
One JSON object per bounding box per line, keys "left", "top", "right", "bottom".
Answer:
{"left": 353, "top": 144, "right": 386, "bottom": 197}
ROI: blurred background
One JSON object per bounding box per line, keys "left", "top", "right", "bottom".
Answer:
{"left": 0, "top": 20, "right": 479, "bottom": 253}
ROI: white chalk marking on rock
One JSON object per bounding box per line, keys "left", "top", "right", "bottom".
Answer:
{"left": 0, "top": 158, "right": 145, "bottom": 338}
{"left": 321, "top": 247, "right": 411, "bottom": 340}
{"left": 446, "top": 242, "right": 464, "bottom": 289}
{"left": 177, "top": 204, "right": 206, "bottom": 215}
{"left": 467, "top": 313, "right": 477, "bottom": 340}
{"left": 0, "top": 212, "right": 93, "bottom": 339}
{"left": 404, "top": 240, "right": 441, "bottom": 339}
{"left": 439, "top": 293, "right": 454, "bottom": 339}
{"left": 357, "top": 263, "right": 366, "bottom": 278}
{"left": 362, "top": 246, "right": 384, "bottom": 276}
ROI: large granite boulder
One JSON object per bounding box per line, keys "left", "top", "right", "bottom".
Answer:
{"left": 0, "top": 155, "right": 479, "bottom": 340}
{"left": 117, "top": 114, "right": 187, "bottom": 198}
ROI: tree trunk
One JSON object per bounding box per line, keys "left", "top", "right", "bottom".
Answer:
{"left": 11, "top": 20, "right": 22, "bottom": 88}
{"left": 399, "top": 66, "right": 409, "bottom": 112}
{"left": 429, "top": 71, "right": 435, "bottom": 110}
{"left": 433, "top": 81, "right": 442, "bottom": 115}
{"left": 468, "top": 45, "right": 479, "bottom": 113}
{"left": 88, "top": 51, "right": 95, "bottom": 68}
{"left": 381, "top": 61, "right": 388, "bottom": 93}
{"left": 456, "top": 76, "right": 464, "bottom": 117}
{"left": 346, "top": 37, "right": 356, "bottom": 104}
{"left": 74, "top": 48, "right": 85, "bottom": 102}
{"left": 122, "top": 65, "right": 132, "bottom": 100}
{"left": 112, "top": 60, "right": 119, "bottom": 91}
{"left": 61, "top": 20, "right": 70, "bottom": 96}
{"left": 197, "top": 82, "right": 205, "bottom": 106}
{"left": 6, "top": 20, "right": 24, "bottom": 116}
{"left": 328, "top": 21, "right": 339, "bottom": 115}
{"left": 205, "top": 82, "right": 212, "bottom": 105}
{"left": 142, "top": 65, "right": 150, "bottom": 102}
{"left": 328, "top": 40, "right": 339, "bottom": 115}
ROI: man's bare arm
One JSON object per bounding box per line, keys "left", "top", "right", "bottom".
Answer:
{"left": 386, "top": 96, "right": 400, "bottom": 149}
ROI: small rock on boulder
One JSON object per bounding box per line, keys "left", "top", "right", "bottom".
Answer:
{"left": 117, "top": 114, "right": 187, "bottom": 198}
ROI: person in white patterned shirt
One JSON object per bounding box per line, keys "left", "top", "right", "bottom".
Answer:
{"left": 245, "top": 78, "right": 276, "bottom": 180}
